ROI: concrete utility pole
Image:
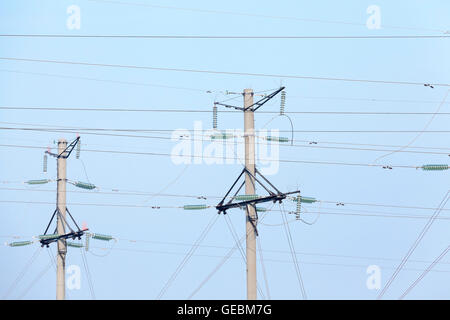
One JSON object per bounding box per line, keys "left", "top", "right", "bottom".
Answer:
{"left": 243, "top": 89, "right": 257, "bottom": 300}
{"left": 56, "top": 139, "right": 67, "bottom": 300}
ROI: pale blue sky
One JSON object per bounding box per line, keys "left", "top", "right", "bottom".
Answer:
{"left": 0, "top": 0, "right": 449, "bottom": 300}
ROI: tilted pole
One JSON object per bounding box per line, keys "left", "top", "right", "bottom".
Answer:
{"left": 244, "top": 89, "right": 257, "bottom": 300}
{"left": 56, "top": 139, "right": 67, "bottom": 300}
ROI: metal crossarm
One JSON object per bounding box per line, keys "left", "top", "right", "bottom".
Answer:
{"left": 40, "top": 229, "right": 87, "bottom": 247}
{"left": 214, "top": 87, "right": 285, "bottom": 113}
{"left": 40, "top": 206, "right": 87, "bottom": 247}
{"left": 45, "top": 137, "right": 80, "bottom": 159}
{"left": 216, "top": 165, "right": 300, "bottom": 214}
{"left": 214, "top": 102, "right": 244, "bottom": 111}
{"left": 216, "top": 193, "right": 288, "bottom": 213}
{"left": 244, "top": 87, "right": 285, "bottom": 112}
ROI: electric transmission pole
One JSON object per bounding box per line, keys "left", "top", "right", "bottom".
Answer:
{"left": 38, "top": 136, "right": 86, "bottom": 300}
{"left": 56, "top": 139, "right": 67, "bottom": 300}
{"left": 244, "top": 89, "right": 257, "bottom": 300}
{"left": 215, "top": 86, "right": 300, "bottom": 300}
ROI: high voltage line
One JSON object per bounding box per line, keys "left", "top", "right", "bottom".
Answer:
{"left": 0, "top": 68, "right": 215, "bottom": 92}
{"left": 4, "top": 130, "right": 449, "bottom": 152}
{"left": 1, "top": 186, "right": 449, "bottom": 213}
{"left": 3, "top": 126, "right": 450, "bottom": 134}
{"left": 2, "top": 68, "right": 450, "bottom": 106}
{"left": 1, "top": 200, "right": 450, "bottom": 221}
{"left": 3, "top": 232, "right": 450, "bottom": 268}
{"left": 1, "top": 57, "right": 449, "bottom": 87}
{"left": 2, "top": 34, "right": 450, "bottom": 39}
{"left": 3, "top": 106, "right": 450, "bottom": 115}
{"left": 85, "top": 0, "right": 449, "bottom": 34}
{"left": 1, "top": 127, "right": 450, "bottom": 155}
{"left": 1, "top": 134, "right": 449, "bottom": 158}
{"left": 378, "top": 191, "right": 450, "bottom": 299}
{"left": 0, "top": 143, "right": 424, "bottom": 168}
{"left": 86, "top": 247, "right": 450, "bottom": 275}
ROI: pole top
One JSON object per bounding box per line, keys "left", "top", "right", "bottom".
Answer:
{"left": 244, "top": 88, "right": 253, "bottom": 95}
{"left": 57, "top": 138, "right": 67, "bottom": 145}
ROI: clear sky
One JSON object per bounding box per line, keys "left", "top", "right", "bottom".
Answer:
{"left": 0, "top": 0, "right": 449, "bottom": 300}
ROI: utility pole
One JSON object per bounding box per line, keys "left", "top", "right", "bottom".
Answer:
{"left": 56, "top": 139, "right": 67, "bottom": 300}
{"left": 244, "top": 89, "right": 257, "bottom": 300}
{"left": 216, "top": 86, "right": 300, "bottom": 300}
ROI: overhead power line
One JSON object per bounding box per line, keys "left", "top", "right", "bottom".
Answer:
{"left": 1, "top": 199, "right": 450, "bottom": 221}
{"left": 1, "top": 34, "right": 450, "bottom": 39}
{"left": 2, "top": 186, "right": 449, "bottom": 213}
{"left": 0, "top": 143, "right": 423, "bottom": 169}
{"left": 3, "top": 106, "right": 450, "bottom": 115}
{"left": 1, "top": 126, "right": 449, "bottom": 156}
{"left": 86, "top": 0, "right": 449, "bottom": 34}
{"left": 3, "top": 67, "right": 449, "bottom": 105}
{"left": 399, "top": 245, "right": 450, "bottom": 299}
{"left": 377, "top": 191, "right": 450, "bottom": 299}
{"left": 1, "top": 57, "right": 448, "bottom": 87}
{"left": 2, "top": 126, "right": 450, "bottom": 136}
{"left": 3, "top": 124, "right": 449, "bottom": 151}
{"left": 0, "top": 68, "right": 217, "bottom": 93}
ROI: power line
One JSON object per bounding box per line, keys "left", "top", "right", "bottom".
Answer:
{"left": 18, "top": 260, "right": 53, "bottom": 300}
{"left": 280, "top": 204, "right": 307, "bottom": 299}
{"left": 2, "top": 126, "right": 449, "bottom": 135}
{"left": 3, "top": 67, "right": 449, "bottom": 105}
{"left": 377, "top": 191, "right": 450, "bottom": 299}
{"left": 0, "top": 143, "right": 422, "bottom": 169}
{"left": 2, "top": 123, "right": 449, "bottom": 151}
{"left": 2, "top": 187, "right": 449, "bottom": 213}
{"left": 3, "top": 106, "right": 450, "bottom": 115}
{"left": 86, "top": 0, "right": 449, "bottom": 34}
{"left": 289, "top": 95, "right": 450, "bottom": 105}
{"left": 2, "top": 247, "right": 42, "bottom": 299}
{"left": 1, "top": 57, "right": 448, "bottom": 87}
{"left": 0, "top": 69, "right": 212, "bottom": 92}
{"left": 2, "top": 34, "right": 450, "bottom": 39}
{"left": 5, "top": 232, "right": 450, "bottom": 268}
{"left": 3, "top": 199, "right": 450, "bottom": 221}
{"left": 156, "top": 214, "right": 220, "bottom": 299}
{"left": 399, "top": 245, "right": 450, "bottom": 299}
{"left": 1, "top": 126, "right": 449, "bottom": 156}
{"left": 89, "top": 245, "right": 450, "bottom": 275}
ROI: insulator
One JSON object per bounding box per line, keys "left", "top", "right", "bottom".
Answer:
{"left": 38, "top": 233, "right": 58, "bottom": 240}
{"left": 213, "top": 105, "right": 218, "bottom": 129}
{"left": 76, "top": 140, "right": 81, "bottom": 159}
{"left": 296, "top": 194, "right": 301, "bottom": 220}
{"left": 301, "top": 196, "right": 317, "bottom": 204}
{"left": 239, "top": 206, "right": 266, "bottom": 212}
{"left": 67, "top": 242, "right": 83, "bottom": 248}
{"left": 91, "top": 233, "right": 113, "bottom": 241}
{"left": 266, "top": 136, "right": 289, "bottom": 143}
{"left": 421, "top": 164, "right": 448, "bottom": 171}
{"left": 85, "top": 233, "right": 90, "bottom": 251}
{"left": 9, "top": 241, "right": 33, "bottom": 247}
{"left": 293, "top": 196, "right": 317, "bottom": 204}
{"left": 183, "top": 204, "right": 208, "bottom": 210}
{"left": 280, "top": 90, "right": 286, "bottom": 115}
{"left": 235, "top": 194, "right": 259, "bottom": 201}
{"left": 43, "top": 154, "right": 48, "bottom": 173}
{"left": 26, "top": 179, "right": 51, "bottom": 185}
{"left": 211, "top": 133, "right": 234, "bottom": 140}
{"left": 74, "top": 181, "right": 96, "bottom": 190}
